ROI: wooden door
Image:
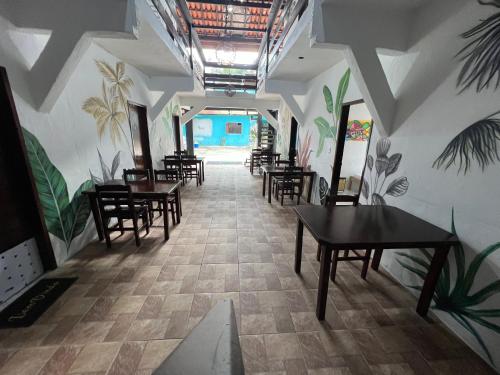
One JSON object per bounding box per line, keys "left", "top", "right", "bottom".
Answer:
{"left": 128, "top": 102, "right": 153, "bottom": 172}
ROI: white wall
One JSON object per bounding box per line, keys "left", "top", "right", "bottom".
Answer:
{"left": 0, "top": 17, "right": 176, "bottom": 266}
{"left": 358, "top": 1, "right": 500, "bottom": 368}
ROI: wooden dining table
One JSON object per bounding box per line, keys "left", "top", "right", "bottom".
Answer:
{"left": 293, "top": 205, "right": 460, "bottom": 320}
{"left": 261, "top": 165, "right": 316, "bottom": 204}
{"left": 83, "top": 179, "right": 182, "bottom": 242}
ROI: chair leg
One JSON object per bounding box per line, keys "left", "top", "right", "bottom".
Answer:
{"left": 118, "top": 219, "right": 124, "bottom": 234}
{"left": 104, "top": 225, "right": 112, "bottom": 249}
{"left": 145, "top": 212, "right": 150, "bottom": 234}
{"left": 361, "top": 249, "right": 372, "bottom": 279}
{"left": 330, "top": 249, "right": 339, "bottom": 282}
{"left": 281, "top": 187, "right": 284, "bottom": 206}
{"left": 133, "top": 218, "right": 141, "bottom": 247}
{"left": 148, "top": 202, "right": 154, "bottom": 225}
{"left": 169, "top": 201, "right": 176, "bottom": 224}
{"left": 316, "top": 243, "right": 321, "bottom": 261}
{"left": 158, "top": 201, "right": 163, "bottom": 217}
{"left": 297, "top": 190, "right": 301, "bottom": 205}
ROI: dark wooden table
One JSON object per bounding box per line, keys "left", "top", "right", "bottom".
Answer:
{"left": 250, "top": 151, "right": 280, "bottom": 174}
{"left": 262, "top": 166, "right": 316, "bottom": 204}
{"left": 293, "top": 205, "right": 459, "bottom": 320}
{"left": 83, "top": 180, "right": 182, "bottom": 242}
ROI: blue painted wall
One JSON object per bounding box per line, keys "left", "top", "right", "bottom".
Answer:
{"left": 188, "top": 115, "right": 256, "bottom": 147}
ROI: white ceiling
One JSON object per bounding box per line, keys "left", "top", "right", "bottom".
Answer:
{"left": 268, "top": 29, "right": 344, "bottom": 82}
{"left": 94, "top": 16, "right": 190, "bottom": 77}
{"left": 323, "top": 0, "right": 430, "bottom": 9}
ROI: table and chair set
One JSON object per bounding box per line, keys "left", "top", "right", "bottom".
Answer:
{"left": 83, "top": 151, "right": 204, "bottom": 248}
{"left": 248, "top": 149, "right": 459, "bottom": 322}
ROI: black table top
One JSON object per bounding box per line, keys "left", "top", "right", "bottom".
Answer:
{"left": 293, "top": 205, "right": 459, "bottom": 249}
{"left": 83, "top": 180, "right": 181, "bottom": 195}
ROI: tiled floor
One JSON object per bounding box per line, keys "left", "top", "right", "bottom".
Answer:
{"left": 0, "top": 165, "right": 494, "bottom": 375}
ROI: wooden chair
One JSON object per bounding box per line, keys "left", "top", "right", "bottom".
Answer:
{"left": 274, "top": 167, "right": 304, "bottom": 206}
{"left": 275, "top": 160, "right": 291, "bottom": 167}
{"left": 258, "top": 151, "right": 274, "bottom": 175}
{"left": 153, "top": 170, "right": 179, "bottom": 224}
{"left": 182, "top": 159, "right": 200, "bottom": 186}
{"left": 174, "top": 150, "right": 188, "bottom": 156}
{"left": 123, "top": 168, "right": 151, "bottom": 182}
{"left": 96, "top": 184, "right": 149, "bottom": 248}
{"left": 318, "top": 194, "right": 368, "bottom": 282}
{"left": 245, "top": 148, "right": 261, "bottom": 167}
{"left": 164, "top": 156, "right": 183, "bottom": 185}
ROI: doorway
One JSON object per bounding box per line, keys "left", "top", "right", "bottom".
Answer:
{"left": 329, "top": 100, "right": 373, "bottom": 204}
{"left": 128, "top": 101, "right": 153, "bottom": 172}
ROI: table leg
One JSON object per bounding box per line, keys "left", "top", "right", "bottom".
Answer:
{"left": 307, "top": 175, "right": 314, "bottom": 203}
{"left": 371, "top": 248, "right": 383, "bottom": 270}
{"left": 250, "top": 155, "right": 254, "bottom": 174}
{"left": 417, "top": 246, "right": 450, "bottom": 316}
{"left": 317, "top": 245, "right": 332, "bottom": 320}
{"left": 163, "top": 196, "right": 169, "bottom": 241}
{"left": 202, "top": 161, "right": 205, "bottom": 181}
{"left": 294, "top": 219, "right": 304, "bottom": 273}
{"left": 361, "top": 249, "right": 372, "bottom": 279}
{"left": 262, "top": 172, "right": 267, "bottom": 197}
{"left": 175, "top": 188, "right": 181, "bottom": 224}
{"left": 268, "top": 173, "right": 272, "bottom": 204}
{"left": 88, "top": 195, "right": 104, "bottom": 241}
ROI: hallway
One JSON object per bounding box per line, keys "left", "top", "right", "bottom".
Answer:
{"left": 0, "top": 165, "right": 492, "bottom": 375}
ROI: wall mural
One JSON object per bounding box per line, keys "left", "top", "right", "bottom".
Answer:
{"left": 314, "top": 69, "right": 351, "bottom": 156}
{"left": 456, "top": 0, "right": 500, "bottom": 93}
{"left": 82, "top": 60, "right": 134, "bottom": 157}
{"left": 23, "top": 128, "right": 93, "bottom": 252}
{"left": 361, "top": 138, "right": 409, "bottom": 205}
{"left": 296, "top": 130, "right": 312, "bottom": 169}
{"left": 397, "top": 210, "right": 500, "bottom": 366}
{"left": 90, "top": 150, "right": 121, "bottom": 184}
{"left": 433, "top": 110, "right": 500, "bottom": 174}
{"left": 346, "top": 120, "right": 372, "bottom": 141}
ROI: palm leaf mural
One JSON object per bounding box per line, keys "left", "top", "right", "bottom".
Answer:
{"left": 23, "top": 128, "right": 93, "bottom": 251}
{"left": 433, "top": 111, "right": 500, "bottom": 174}
{"left": 95, "top": 60, "right": 133, "bottom": 116}
{"left": 397, "top": 209, "right": 500, "bottom": 366}
{"left": 456, "top": 0, "right": 500, "bottom": 93}
{"left": 335, "top": 68, "right": 351, "bottom": 119}
{"left": 90, "top": 150, "right": 121, "bottom": 184}
{"left": 314, "top": 116, "right": 336, "bottom": 156}
{"left": 83, "top": 81, "right": 128, "bottom": 147}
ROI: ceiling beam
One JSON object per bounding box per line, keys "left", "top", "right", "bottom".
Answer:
{"left": 204, "top": 62, "right": 258, "bottom": 70}
{"left": 193, "top": 24, "right": 266, "bottom": 33}
{"left": 205, "top": 83, "right": 257, "bottom": 90}
{"left": 205, "top": 73, "right": 257, "bottom": 80}
{"left": 199, "top": 35, "right": 261, "bottom": 44}
{"left": 187, "top": 0, "right": 272, "bottom": 9}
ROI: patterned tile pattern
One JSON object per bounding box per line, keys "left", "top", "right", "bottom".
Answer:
{"left": 0, "top": 165, "right": 494, "bottom": 374}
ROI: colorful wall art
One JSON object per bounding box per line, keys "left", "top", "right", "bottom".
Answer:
{"left": 346, "top": 120, "right": 372, "bottom": 141}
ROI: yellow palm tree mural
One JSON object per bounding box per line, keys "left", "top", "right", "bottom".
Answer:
{"left": 82, "top": 60, "right": 134, "bottom": 152}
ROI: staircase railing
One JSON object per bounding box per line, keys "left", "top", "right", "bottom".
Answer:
{"left": 148, "top": 0, "right": 205, "bottom": 86}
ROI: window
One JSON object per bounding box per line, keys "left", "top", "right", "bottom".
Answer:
{"left": 226, "top": 122, "right": 242, "bottom": 134}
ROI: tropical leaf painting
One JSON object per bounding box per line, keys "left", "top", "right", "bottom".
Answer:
{"left": 362, "top": 138, "right": 409, "bottom": 204}
{"left": 90, "top": 149, "right": 121, "bottom": 184}
{"left": 433, "top": 111, "right": 500, "bottom": 174}
{"left": 82, "top": 60, "right": 134, "bottom": 152}
{"left": 397, "top": 210, "right": 500, "bottom": 366}
{"left": 297, "top": 130, "right": 312, "bottom": 169}
{"left": 456, "top": 0, "right": 500, "bottom": 93}
{"left": 319, "top": 177, "right": 330, "bottom": 205}
{"left": 314, "top": 69, "right": 351, "bottom": 157}
{"left": 23, "top": 128, "right": 93, "bottom": 251}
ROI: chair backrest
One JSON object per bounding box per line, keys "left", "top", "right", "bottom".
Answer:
{"left": 95, "top": 184, "right": 134, "bottom": 215}
{"left": 260, "top": 151, "right": 274, "bottom": 164}
{"left": 174, "top": 150, "right": 188, "bottom": 156}
{"left": 182, "top": 159, "right": 198, "bottom": 170}
{"left": 154, "top": 169, "right": 179, "bottom": 182}
{"left": 164, "top": 157, "right": 181, "bottom": 170}
{"left": 283, "top": 166, "right": 304, "bottom": 184}
{"left": 123, "top": 168, "right": 151, "bottom": 182}
{"left": 182, "top": 155, "right": 196, "bottom": 160}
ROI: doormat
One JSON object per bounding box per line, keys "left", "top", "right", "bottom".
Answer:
{"left": 0, "top": 278, "right": 77, "bottom": 328}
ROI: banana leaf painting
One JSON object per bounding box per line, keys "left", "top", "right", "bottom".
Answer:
{"left": 23, "top": 128, "right": 93, "bottom": 251}
{"left": 362, "top": 138, "right": 409, "bottom": 205}
{"left": 397, "top": 210, "right": 500, "bottom": 366}
{"left": 433, "top": 111, "right": 500, "bottom": 174}
{"left": 90, "top": 149, "right": 121, "bottom": 184}
{"left": 319, "top": 177, "right": 330, "bottom": 205}
{"left": 314, "top": 69, "right": 350, "bottom": 156}
{"left": 457, "top": 0, "right": 500, "bottom": 93}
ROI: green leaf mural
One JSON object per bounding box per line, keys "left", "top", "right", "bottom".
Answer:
{"left": 397, "top": 209, "right": 500, "bottom": 366}
{"left": 335, "top": 68, "right": 351, "bottom": 119}
{"left": 314, "top": 116, "right": 336, "bottom": 156}
{"left": 315, "top": 69, "right": 351, "bottom": 157}
{"left": 23, "top": 128, "right": 92, "bottom": 251}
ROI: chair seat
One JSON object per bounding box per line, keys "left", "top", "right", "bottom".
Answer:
{"left": 103, "top": 205, "right": 148, "bottom": 218}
